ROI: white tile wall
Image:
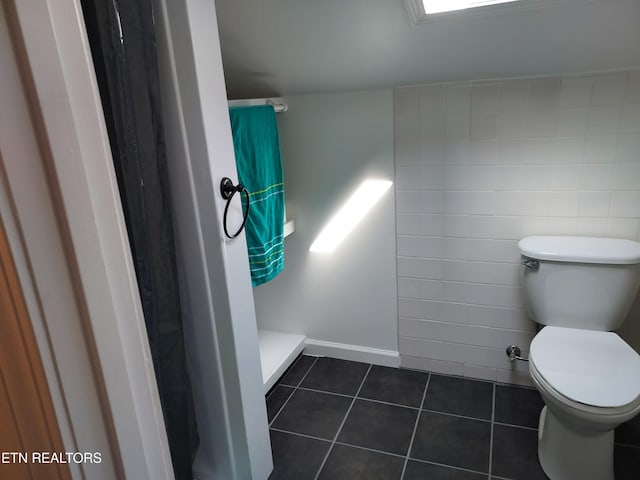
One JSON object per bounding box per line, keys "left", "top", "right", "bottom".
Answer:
{"left": 394, "top": 70, "right": 640, "bottom": 386}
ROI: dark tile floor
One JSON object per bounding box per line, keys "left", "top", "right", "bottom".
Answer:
{"left": 266, "top": 355, "right": 640, "bottom": 480}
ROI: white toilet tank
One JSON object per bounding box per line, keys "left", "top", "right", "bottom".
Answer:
{"left": 519, "top": 236, "right": 640, "bottom": 331}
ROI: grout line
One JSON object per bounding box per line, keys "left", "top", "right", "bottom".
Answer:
{"left": 271, "top": 425, "right": 493, "bottom": 478}
{"left": 281, "top": 386, "right": 499, "bottom": 422}
{"left": 278, "top": 382, "right": 301, "bottom": 388}
{"left": 420, "top": 407, "right": 492, "bottom": 423}
{"left": 355, "top": 395, "right": 421, "bottom": 411}
{"left": 268, "top": 356, "right": 318, "bottom": 427}
{"left": 269, "top": 427, "right": 332, "bottom": 444}
{"left": 274, "top": 355, "right": 318, "bottom": 389}
{"left": 333, "top": 441, "right": 407, "bottom": 459}
{"left": 294, "top": 355, "right": 319, "bottom": 388}
{"left": 398, "top": 323, "right": 535, "bottom": 340}
{"left": 294, "top": 386, "right": 355, "bottom": 399}
{"left": 488, "top": 383, "right": 496, "bottom": 477}
{"left": 265, "top": 387, "right": 276, "bottom": 400}
{"left": 494, "top": 381, "right": 537, "bottom": 391}
{"left": 404, "top": 456, "right": 492, "bottom": 477}
{"left": 400, "top": 372, "right": 431, "bottom": 480}
{"left": 313, "top": 364, "right": 373, "bottom": 480}
{"left": 266, "top": 353, "right": 303, "bottom": 399}
{"left": 396, "top": 274, "right": 527, "bottom": 289}
{"left": 277, "top": 382, "right": 298, "bottom": 388}
{"left": 493, "top": 421, "right": 537, "bottom": 431}
{"left": 268, "top": 387, "right": 296, "bottom": 428}
{"left": 419, "top": 373, "right": 429, "bottom": 409}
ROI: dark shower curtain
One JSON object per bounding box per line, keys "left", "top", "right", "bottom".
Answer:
{"left": 80, "top": 1, "right": 198, "bottom": 478}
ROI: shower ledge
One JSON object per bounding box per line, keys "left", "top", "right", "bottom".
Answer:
{"left": 284, "top": 219, "right": 295, "bottom": 238}
{"left": 258, "top": 329, "right": 305, "bottom": 393}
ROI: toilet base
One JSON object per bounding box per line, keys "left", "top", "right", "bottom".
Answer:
{"left": 538, "top": 406, "right": 614, "bottom": 480}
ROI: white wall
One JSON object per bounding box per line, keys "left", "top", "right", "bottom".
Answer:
{"left": 252, "top": 90, "right": 399, "bottom": 357}
{"left": 394, "top": 69, "right": 640, "bottom": 385}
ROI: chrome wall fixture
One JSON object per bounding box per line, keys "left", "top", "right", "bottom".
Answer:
{"left": 505, "top": 345, "right": 528, "bottom": 362}
{"left": 521, "top": 257, "right": 540, "bottom": 271}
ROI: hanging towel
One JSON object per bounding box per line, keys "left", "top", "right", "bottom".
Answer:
{"left": 229, "top": 105, "right": 285, "bottom": 286}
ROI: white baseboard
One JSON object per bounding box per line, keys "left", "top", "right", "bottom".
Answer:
{"left": 304, "top": 338, "right": 400, "bottom": 368}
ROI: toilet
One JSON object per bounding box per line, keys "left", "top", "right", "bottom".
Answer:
{"left": 519, "top": 236, "right": 640, "bottom": 480}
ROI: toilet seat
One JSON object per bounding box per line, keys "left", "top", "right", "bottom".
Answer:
{"left": 530, "top": 359, "right": 640, "bottom": 417}
{"left": 530, "top": 326, "right": 640, "bottom": 410}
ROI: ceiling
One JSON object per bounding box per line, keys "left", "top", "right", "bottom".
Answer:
{"left": 215, "top": 0, "right": 640, "bottom": 99}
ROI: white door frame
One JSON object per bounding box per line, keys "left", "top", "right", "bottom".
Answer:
{"left": 153, "top": 0, "right": 272, "bottom": 478}
{"left": 1, "top": 1, "right": 173, "bottom": 478}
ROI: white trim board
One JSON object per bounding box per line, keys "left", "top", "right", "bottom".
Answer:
{"left": 304, "top": 339, "right": 400, "bottom": 368}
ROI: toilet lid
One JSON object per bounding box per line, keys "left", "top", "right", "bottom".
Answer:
{"left": 530, "top": 326, "right": 640, "bottom": 408}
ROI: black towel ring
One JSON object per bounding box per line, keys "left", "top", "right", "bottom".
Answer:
{"left": 220, "top": 177, "right": 250, "bottom": 239}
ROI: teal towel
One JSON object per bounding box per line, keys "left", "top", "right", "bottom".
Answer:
{"left": 229, "top": 105, "right": 285, "bottom": 286}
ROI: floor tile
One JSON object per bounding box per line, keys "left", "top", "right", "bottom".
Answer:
{"left": 268, "top": 364, "right": 640, "bottom": 480}
{"left": 410, "top": 411, "right": 491, "bottom": 473}
{"left": 403, "top": 460, "right": 488, "bottom": 479}
{"left": 358, "top": 366, "right": 429, "bottom": 408}
{"left": 317, "top": 444, "right": 404, "bottom": 480}
{"left": 492, "top": 424, "right": 547, "bottom": 480}
{"left": 300, "top": 357, "right": 369, "bottom": 395}
{"left": 269, "top": 430, "right": 330, "bottom": 480}
{"left": 267, "top": 386, "right": 294, "bottom": 423}
{"left": 423, "top": 374, "right": 493, "bottom": 420}
{"left": 337, "top": 399, "right": 417, "bottom": 456}
{"left": 279, "top": 355, "right": 316, "bottom": 387}
{"left": 494, "top": 385, "right": 544, "bottom": 429}
{"left": 271, "top": 389, "right": 352, "bottom": 440}
{"left": 616, "top": 413, "right": 640, "bottom": 447}
{"left": 615, "top": 445, "right": 640, "bottom": 480}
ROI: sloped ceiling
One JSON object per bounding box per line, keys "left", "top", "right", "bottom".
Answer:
{"left": 215, "top": 0, "right": 640, "bottom": 99}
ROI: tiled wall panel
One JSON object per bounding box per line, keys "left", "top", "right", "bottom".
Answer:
{"left": 394, "top": 70, "right": 640, "bottom": 385}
